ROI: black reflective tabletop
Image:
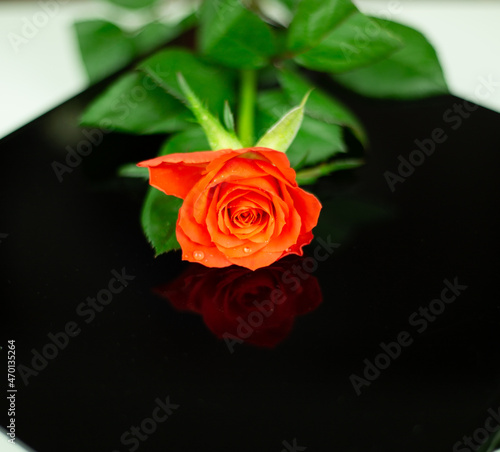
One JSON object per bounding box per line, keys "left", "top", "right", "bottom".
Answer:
{"left": 2, "top": 76, "right": 500, "bottom": 452}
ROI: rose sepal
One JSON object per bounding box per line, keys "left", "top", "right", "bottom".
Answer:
{"left": 176, "top": 72, "right": 243, "bottom": 150}
{"left": 255, "top": 90, "right": 311, "bottom": 152}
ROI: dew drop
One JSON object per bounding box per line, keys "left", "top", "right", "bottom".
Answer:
{"left": 243, "top": 247, "right": 252, "bottom": 253}
{"left": 193, "top": 250, "right": 205, "bottom": 260}
{"left": 285, "top": 247, "right": 291, "bottom": 252}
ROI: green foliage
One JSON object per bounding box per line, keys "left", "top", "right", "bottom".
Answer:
{"left": 277, "top": 0, "right": 300, "bottom": 11}
{"left": 277, "top": 68, "right": 366, "bottom": 144}
{"left": 117, "top": 164, "right": 148, "bottom": 178}
{"left": 292, "top": 12, "right": 402, "bottom": 73}
{"left": 476, "top": 429, "right": 500, "bottom": 452}
{"left": 158, "top": 128, "right": 210, "bottom": 156}
{"left": 81, "top": 72, "right": 190, "bottom": 134}
{"left": 75, "top": 0, "right": 450, "bottom": 257}
{"left": 223, "top": 101, "right": 236, "bottom": 133}
{"left": 198, "top": 0, "right": 277, "bottom": 69}
{"left": 296, "top": 158, "right": 364, "bottom": 185}
{"left": 106, "top": 0, "right": 158, "bottom": 8}
{"left": 331, "top": 19, "right": 449, "bottom": 99}
{"left": 256, "top": 91, "right": 346, "bottom": 168}
{"left": 74, "top": 20, "right": 136, "bottom": 83}
{"left": 287, "top": 0, "right": 357, "bottom": 52}
{"left": 256, "top": 91, "right": 310, "bottom": 152}
{"left": 141, "top": 187, "right": 183, "bottom": 255}
{"left": 176, "top": 73, "right": 242, "bottom": 150}
{"left": 74, "top": 18, "right": 183, "bottom": 84}
{"left": 138, "top": 48, "right": 237, "bottom": 118}
{"left": 132, "top": 22, "right": 182, "bottom": 55}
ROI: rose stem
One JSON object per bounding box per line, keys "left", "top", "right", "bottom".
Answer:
{"left": 237, "top": 69, "right": 257, "bottom": 148}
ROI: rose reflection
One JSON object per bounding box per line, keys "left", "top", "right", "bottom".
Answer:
{"left": 154, "top": 256, "right": 323, "bottom": 349}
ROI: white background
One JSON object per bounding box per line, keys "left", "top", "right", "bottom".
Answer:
{"left": 0, "top": 0, "right": 499, "bottom": 140}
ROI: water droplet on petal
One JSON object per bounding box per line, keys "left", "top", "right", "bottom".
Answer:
{"left": 193, "top": 250, "right": 205, "bottom": 260}
{"left": 285, "top": 247, "right": 292, "bottom": 252}
{"left": 243, "top": 247, "right": 251, "bottom": 253}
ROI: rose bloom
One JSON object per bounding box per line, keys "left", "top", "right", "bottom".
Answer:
{"left": 138, "top": 147, "right": 322, "bottom": 270}
{"left": 154, "top": 256, "right": 323, "bottom": 348}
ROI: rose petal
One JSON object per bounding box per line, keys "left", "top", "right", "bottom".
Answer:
{"left": 288, "top": 186, "right": 322, "bottom": 233}
{"left": 176, "top": 225, "right": 233, "bottom": 268}
{"left": 264, "top": 199, "right": 302, "bottom": 253}
{"left": 227, "top": 248, "right": 285, "bottom": 271}
{"left": 215, "top": 239, "right": 268, "bottom": 259}
{"left": 138, "top": 149, "right": 237, "bottom": 199}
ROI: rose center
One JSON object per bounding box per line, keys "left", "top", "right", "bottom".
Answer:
{"left": 230, "top": 207, "right": 265, "bottom": 227}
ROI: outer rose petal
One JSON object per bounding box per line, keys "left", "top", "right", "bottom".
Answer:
{"left": 288, "top": 186, "right": 322, "bottom": 233}
{"left": 137, "top": 147, "right": 294, "bottom": 199}
{"left": 228, "top": 249, "right": 285, "bottom": 271}
{"left": 138, "top": 149, "right": 235, "bottom": 199}
{"left": 176, "top": 223, "right": 233, "bottom": 268}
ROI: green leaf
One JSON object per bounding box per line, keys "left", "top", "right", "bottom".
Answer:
{"left": 80, "top": 71, "right": 190, "bottom": 134}
{"left": 256, "top": 90, "right": 346, "bottom": 167}
{"left": 177, "top": 73, "right": 243, "bottom": 150}
{"left": 477, "top": 429, "right": 500, "bottom": 452}
{"left": 141, "top": 187, "right": 183, "bottom": 255}
{"left": 287, "top": 0, "right": 357, "bottom": 52}
{"left": 118, "top": 164, "right": 149, "bottom": 178}
{"left": 277, "top": 0, "right": 300, "bottom": 11}
{"left": 74, "top": 20, "right": 136, "bottom": 83}
{"left": 132, "top": 22, "right": 182, "bottom": 55}
{"left": 223, "top": 101, "right": 235, "bottom": 133}
{"left": 295, "top": 158, "right": 364, "bottom": 185}
{"left": 331, "top": 18, "right": 448, "bottom": 99}
{"left": 198, "top": 0, "right": 277, "bottom": 69}
{"left": 292, "top": 12, "right": 402, "bottom": 73}
{"left": 277, "top": 68, "right": 366, "bottom": 144}
{"left": 75, "top": 18, "right": 185, "bottom": 84}
{"left": 256, "top": 91, "right": 310, "bottom": 152}
{"left": 138, "top": 48, "right": 236, "bottom": 118}
{"left": 158, "top": 128, "right": 210, "bottom": 156}
{"left": 290, "top": 116, "right": 346, "bottom": 165}
{"left": 105, "top": 0, "right": 158, "bottom": 9}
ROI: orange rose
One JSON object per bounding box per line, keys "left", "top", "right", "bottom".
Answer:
{"left": 138, "top": 147, "right": 321, "bottom": 270}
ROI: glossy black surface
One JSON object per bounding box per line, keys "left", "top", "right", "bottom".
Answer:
{"left": 2, "top": 78, "right": 500, "bottom": 452}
